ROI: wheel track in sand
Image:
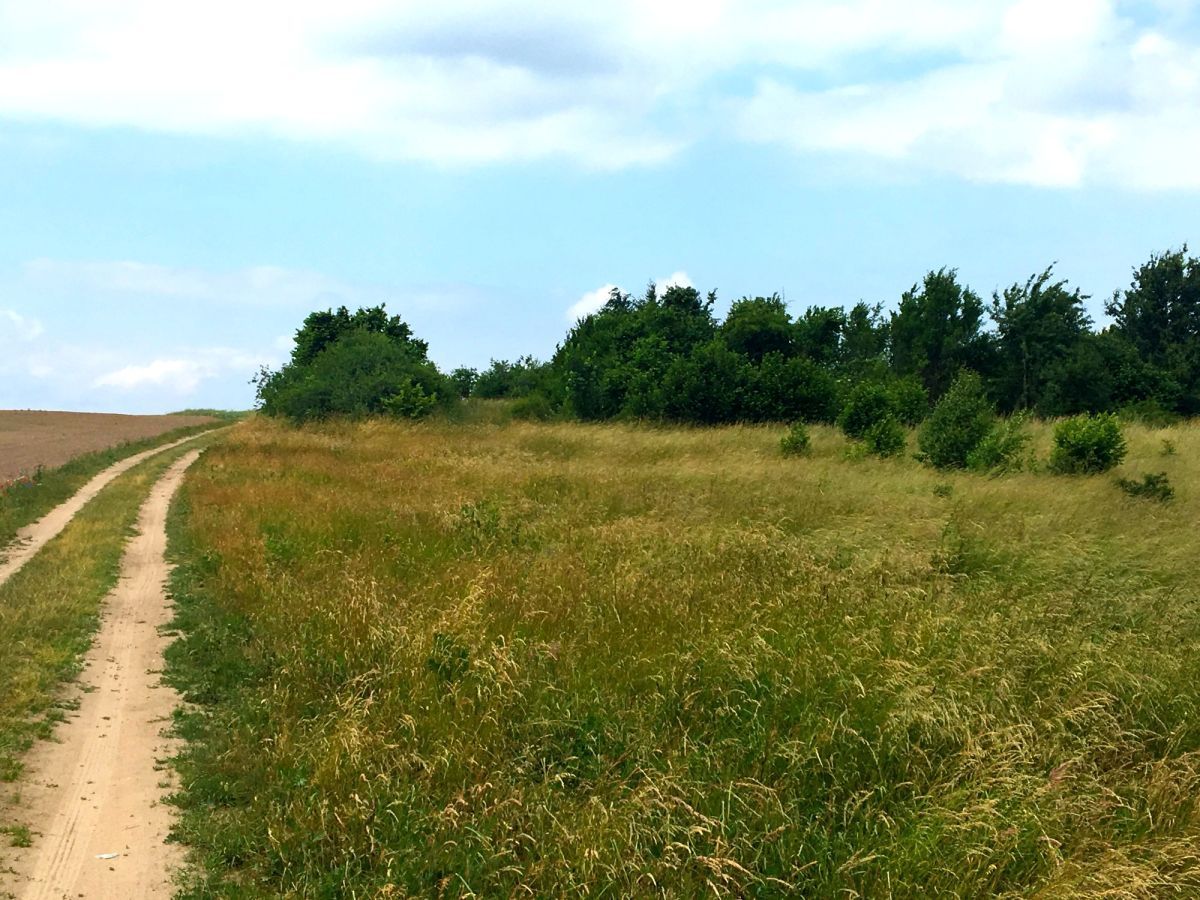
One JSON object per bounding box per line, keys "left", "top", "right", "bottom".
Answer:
{"left": 0, "top": 430, "right": 217, "bottom": 590}
{"left": 2, "top": 447, "right": 206, "bottom": 898}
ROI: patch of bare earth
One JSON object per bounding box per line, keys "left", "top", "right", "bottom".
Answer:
{"left": 3, "top": 449, "right": 203, "bottom": 899}
{"left": 0, "top": 412, "right": 215, "bottom": 482}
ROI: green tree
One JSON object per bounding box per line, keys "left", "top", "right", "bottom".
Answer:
{"left": 290, "top": 305, "right": 427, "bottom": 367}
{"left": 1105, "top": 246, "right": 1200, "bottom": 413}
{"left": 794, "top": 306, "right": 845, "bottom": 367}
{"left": 449, "top": 367, "right": 478, "bottom": 398}
{"left": 891, "top": 269, "right": 992, "bottom": 399}
{"left": 720, "top": 295, "right": 793, "bottom": 362}
{"left": 990, "top": 267, "right": 1092, "bottom": 413}
{"left": 256, "top": 329, "right": 449, "bottom": 423}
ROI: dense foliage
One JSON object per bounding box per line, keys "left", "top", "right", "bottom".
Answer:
{"left": 461, "top": 247, "right": 1199, "bottom": 430}
{"left": 1049, "top": 413, "right": 1128, "bottom": 474}
{"left": 919, "top": 372, "right": 997, "bottom": 469}
{"left": 254, "top": 306, "right": 452, "bottom": 422}
{"left": 259, "top": 248, "right": 1198, "bottom": 434}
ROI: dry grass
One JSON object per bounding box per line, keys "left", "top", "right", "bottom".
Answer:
{"left": 167, "top": 416, "right": 1200, "bottom": 897}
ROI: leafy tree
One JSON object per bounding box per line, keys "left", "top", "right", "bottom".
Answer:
{"left": 473, "top": 356, "right": 554, "bottom": 400}
{"left": 794, "top": 306, "right": 846, "bottom": 367}
{"left": 840, "top": 302, "right": 890, "bottom": 373}
{"left": 891, "top": 269, "right": 993, "bottom": 399}
{"left": 660, "top": 340, "right": 749, "bottom": 424}
{"left": 450, "top": 367, "right": 478, "bottom": 399}
{"left": 721, "top": 295, "right": 793, "bottom": 362}
{"left": 291, "top": 305, "right": 427, "bottom": 367}
{"left": 990, "top": 267, "right": 1092, "bottom": 413}
{"left": 1106, "top": 246, "right": 1200, "bottom": 414}
{"left": 256, "top": 329, "right": 449, "bottom": 423}
{"left": 745, "top": 353, "right": 840, "bottom": 423}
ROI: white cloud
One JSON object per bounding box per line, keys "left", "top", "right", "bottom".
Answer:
{"left": 0, "top": 309, "right": 44, "bottom": 341}
{"left": 0, "top": 1, "right": 1197, "bottom": 185}
{"left": 658, "top": 271, "right": 693, "bottom": 292}
{"left": 567, "top": 284, "right": 617, "bottom": 321}
{"left": 566, "top": 270, "right": 694, "bottom": 321}
{"left": 93, "top": 348, "right": 267, "bottom": 394}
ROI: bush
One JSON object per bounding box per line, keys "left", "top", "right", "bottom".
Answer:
{"left": 255, "top": 330, "right": 449, "bottom": 423}
{"left": 918, "top": 371, "right": 995, "bottom": 469}
{"left": 1050, "top": 413, "right": 1127, "bottom": 474}
{"left": 511, "top": 393, "right": 555, "bottom": 421}
{"left": 780, "top": 422, "right": 812, "bottom": 457}
{"left": 864, "top": 417, "right": 906, "bottom": 457}
{"left": 890, "top": 377, "right": 930, "bottom": 426}
{"left": 747, "top": 353, "right": 840, "bottom": 423}
{"left": 838, "top": 383, "right": 896, "bottom": 440}
{"left": 1116, "top": 472, "right": 1174, "bottom": 502}
{"left": 967, "top": 414, "right": 1031, "bottom": 474}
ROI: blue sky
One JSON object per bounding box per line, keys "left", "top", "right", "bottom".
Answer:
{"left": 0, "top": 0, "right": 1197, "bottom": 413}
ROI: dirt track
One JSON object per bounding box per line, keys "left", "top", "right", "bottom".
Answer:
{"left": 4, "top": 449, "right": 203, "bottom": 899}
{"left": 0, "top": 431, "right": 212, "bottom": 589}
{"left": 0, "top": 411, "right": 215, "bottom": 482}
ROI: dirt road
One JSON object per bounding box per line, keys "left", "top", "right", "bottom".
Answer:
{"left": 0, "top": 431, "right": 211, "bottom": 590}
{"left": 4, "top": 449, "right": 202, "bottom": 899}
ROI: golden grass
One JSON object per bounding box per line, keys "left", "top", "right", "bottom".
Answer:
{"left": 168, "top": 416, "right": 1200, "bottom": 897}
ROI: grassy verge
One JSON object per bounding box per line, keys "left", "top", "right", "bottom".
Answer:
{"left": 167, "top": 417, "right": 1199, "bottom": 897}
{"left": 0, "top": 438, "right": 217, "bottom": 793}
{"left": 0, "top": 421, "right": 226, "bottom": 547}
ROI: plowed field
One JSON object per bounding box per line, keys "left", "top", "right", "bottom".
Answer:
{"left": 0, "top": 411, "right": 216, "bottom": 482}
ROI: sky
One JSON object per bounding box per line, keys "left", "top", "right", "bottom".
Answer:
{"left": 0, "top": 0, "right": 1197, "bottom": 413}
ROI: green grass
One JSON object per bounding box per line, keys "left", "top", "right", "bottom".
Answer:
{"left": 0, "top": 421, "right": 225, "bottom": 548}
{"left": 168, "top": 409, "right": 251, "bottom": 422}
{"left": 0, "top": 438, "right": 219, "bottom": 796}
{"left": 166, "top": 417, "right": 1200, "bottom": 897}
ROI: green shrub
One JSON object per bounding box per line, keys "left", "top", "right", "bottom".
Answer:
{"left": 890, "top": 377, "right": 930, "bottom": 426}
{"left": 918, "top": 371, "right": 995, "bottom": 469}
{"left": 511, "top": 393, "right": 555, "bottom": 421}
{"left": 838, "top": 382, "right": 896, "bottom": 439}
{"left": 967, "top": 413, "right": 1031, "bottom": 474}
{"left": 1050, "top": 413, "right": 1127, "bottom": 474}
{"left": 1116, "top": 472, "right": 1174, "bottom": 502}
{"left": 255, "top": 309, "right": 451, "bottom": 424}
{"left": 779, "top": 422, "right": 812, "bottom": 457}
{"left": 864, "top": 417, "right": 906, "bottom": 458}
{"left": 381, "top": 379, "right": 438, "bottom": 419}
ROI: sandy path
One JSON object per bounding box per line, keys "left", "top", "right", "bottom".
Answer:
{"left": 0, "top": 431, "right": 212, "bottom": 590}
{"left": 4, "top": 449, "right": 203, "bottom": 899}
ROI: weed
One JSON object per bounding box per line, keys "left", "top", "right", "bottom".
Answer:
{"left": 779, "top": 422, "right": 811, "bottom": 457}
{"left": 1116, "top": 472, "right": 1175, "bottom": 502}
{"left": 1, "top": 824, "right": 32, "bottom": 847}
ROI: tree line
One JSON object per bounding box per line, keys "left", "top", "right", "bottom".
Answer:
{"left": 256, "top": 246, "right": 1200, "bottom": 426}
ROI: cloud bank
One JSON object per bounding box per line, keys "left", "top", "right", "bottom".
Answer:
{"left": 0, "top": 0, "right": 1196, "bottom": 186}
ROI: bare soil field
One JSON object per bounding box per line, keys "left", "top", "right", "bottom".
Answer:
{"left": 0, "top": 411, "right": 216, "bottom": 482}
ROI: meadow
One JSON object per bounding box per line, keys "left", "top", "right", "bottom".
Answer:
{"left": 168, "top": 412, "right": 1200, "bottom": 897}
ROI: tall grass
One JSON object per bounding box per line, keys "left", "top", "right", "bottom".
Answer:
{"left": 168, "top": 417, "right": 1200, "bottom": 897}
